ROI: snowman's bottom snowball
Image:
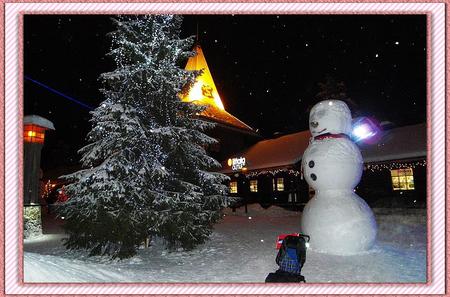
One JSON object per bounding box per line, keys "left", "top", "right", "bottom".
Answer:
{"left": 300, "top": 191, "right": 377, "bottom": 255}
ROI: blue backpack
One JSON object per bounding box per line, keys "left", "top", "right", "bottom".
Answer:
{"left": 275, "top": 235, "right": 308, "bottom": 275}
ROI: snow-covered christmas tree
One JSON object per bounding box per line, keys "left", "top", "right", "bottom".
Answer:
{"left": 58, "top": 15, "right": 229, "bottom": 259}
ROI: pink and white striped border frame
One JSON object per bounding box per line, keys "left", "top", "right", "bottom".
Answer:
{"left": 3, "top": 2, "right": 447, "bottom": 296}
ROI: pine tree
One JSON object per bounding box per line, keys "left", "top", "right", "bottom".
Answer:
{"left": 58, "top": 15, "right": 229, "bottom": 259}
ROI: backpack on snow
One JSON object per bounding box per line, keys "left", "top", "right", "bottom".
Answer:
{"left": 265, "top": 234, "right": 310, "bottom": 283}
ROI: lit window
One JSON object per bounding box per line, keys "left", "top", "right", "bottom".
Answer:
{"left": 250, "top": 180, "right": 258, "bottom": 192}
{"left": 276, "top": 178, "right": 284, "bottom": 191}
{"left": 229, "top": 181, "right": 238, "bottom": 194}
{"left": 391, "top": 168, "right": 415, "bottom": 190}
{"left": 272, "top": 179, "right": 276, "bottom": 191}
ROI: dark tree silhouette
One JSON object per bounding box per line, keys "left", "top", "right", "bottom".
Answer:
{"left": 313, "top": 75, "right": 359, "bottom": 116}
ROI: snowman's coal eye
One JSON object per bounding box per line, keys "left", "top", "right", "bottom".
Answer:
{"left": 310, "top": 173, "right": 317, "bottom": 181}
{"left": 308, "top": 160, "right": 315, "bottom": 168}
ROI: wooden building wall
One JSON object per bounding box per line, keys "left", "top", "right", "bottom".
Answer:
{"left": 356, "top": 161, "right": 426, "bottom": 208}
{"left": 228, "top": 168, "right": 310, "bottom": 211}
{"left": 227, "top": 159, "right": 427, "bottom": 210}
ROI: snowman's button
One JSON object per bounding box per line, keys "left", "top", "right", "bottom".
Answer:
{"left": 310, "top": 173, "right": 317, "bottom": 181}
{"left": 308, "top": 160, "right": 315, "bottom": 168}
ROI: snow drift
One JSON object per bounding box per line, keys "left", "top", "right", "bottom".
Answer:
{"left": 24, "top": 205, "right": 426, "bottom": 283}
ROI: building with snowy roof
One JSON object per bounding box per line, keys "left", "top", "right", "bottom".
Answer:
{"left": 221, "top": 123, "right": 426, "bottom": 209}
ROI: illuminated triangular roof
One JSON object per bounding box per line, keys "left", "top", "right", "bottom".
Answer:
{"left": 182, "top": 45, "right": 255, "bottom": 133}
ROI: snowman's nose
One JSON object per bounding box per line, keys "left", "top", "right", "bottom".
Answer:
{"left": 311, "top": 121, "right": 319, "bottom": 128}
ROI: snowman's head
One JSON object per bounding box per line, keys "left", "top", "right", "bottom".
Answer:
{"left": 309, "top": 100, "right": 352, "bottom": 137}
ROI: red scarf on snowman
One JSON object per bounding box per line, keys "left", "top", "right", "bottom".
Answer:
{"left": 313, "top": 132, "right": 351, "bottom": 141}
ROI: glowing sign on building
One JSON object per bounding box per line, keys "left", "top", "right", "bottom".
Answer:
{"left": 228, "top": 157, "right": 246, "bottom": 171}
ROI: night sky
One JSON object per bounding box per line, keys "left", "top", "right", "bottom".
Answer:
{"left": 24, "top": 14, "right": 426, "bottom": 173}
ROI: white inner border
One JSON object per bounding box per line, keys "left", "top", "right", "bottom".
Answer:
{"left": 5, "top": 2, "right": 445, "bottom": 295}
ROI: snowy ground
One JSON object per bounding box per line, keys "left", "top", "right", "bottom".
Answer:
{"left": 24, "top": 204, "right": 426, "bottom": 283}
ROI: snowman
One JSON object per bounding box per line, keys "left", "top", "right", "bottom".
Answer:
{"left": 300, "top": 100, "right": 377, "bottom": 255}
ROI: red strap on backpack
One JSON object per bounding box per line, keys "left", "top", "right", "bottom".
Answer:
{"left": 276, "top": 233, "right": 300, "bottom": 249}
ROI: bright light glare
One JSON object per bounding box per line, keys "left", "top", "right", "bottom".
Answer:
{"left": 351, "top": 117, "right": 381, "bottom": 143}
{"left": 184, "top": 79, "right": 225, "bottom": 110}
{"left": 188, "top": 81, "right": 204, "bottom": 102}
{"left": 353, "top": 124, "right": 375, "bottom": 140}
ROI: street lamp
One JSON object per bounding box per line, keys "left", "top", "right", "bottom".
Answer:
{"left": 23, "top": 115, "right": 54, "bottom": 238}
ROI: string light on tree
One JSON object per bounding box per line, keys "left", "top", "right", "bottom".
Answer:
{"left": 58, "top": 15, "right": 230, "bottom": 259}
